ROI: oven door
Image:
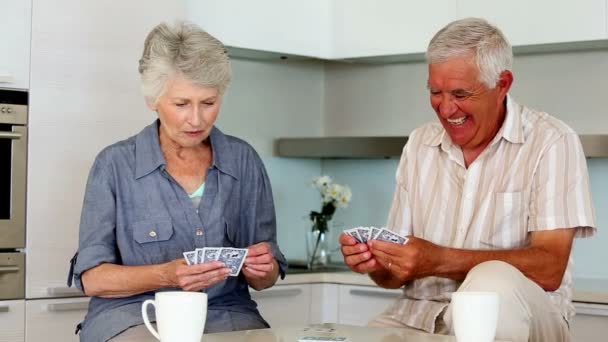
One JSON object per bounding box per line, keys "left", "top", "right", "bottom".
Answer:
{"left": 0, "top": 124, "right": 26, "bottom": 248}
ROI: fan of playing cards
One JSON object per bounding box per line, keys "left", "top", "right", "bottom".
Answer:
{"left": 183, "top": 247, "right": 248, "bottom": 276}
{"left": 344, "top": 226, "right": 409, "bottom": 244}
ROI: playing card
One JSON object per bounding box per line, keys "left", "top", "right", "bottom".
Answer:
{"left": 369, "top": 226, "right": 382, "bottom": 240}
{"left": 344, "top": 228, "right": 362, "bottom": 243}
{"left": 298, "top": 337, "right": 350, "bottom": 342}
{"left": 183, "top": 251, "right": 197, "bottom": 265}
{"left": 202, "top": 247, "right": 221, "bottom": 263}
{"left": 375, "top": 228, "right": 408, "bottom": 244}
{"left": 355, "top": 227, "right": 371, "bottom": 243}
{"left": 217, "top": 247, "right": 248, "bottom": 276}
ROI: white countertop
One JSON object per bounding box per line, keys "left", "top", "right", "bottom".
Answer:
{"left": 279, "top": 270, "right": 608, "bottom": 305}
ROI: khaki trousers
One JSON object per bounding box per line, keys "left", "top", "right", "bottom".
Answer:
{"left": 369, "top": 261, "right": 570, "bottom": 342}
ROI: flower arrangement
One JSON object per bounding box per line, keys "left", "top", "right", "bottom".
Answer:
{"left": 309, "top": 175, "right": 352, "bottom": 234}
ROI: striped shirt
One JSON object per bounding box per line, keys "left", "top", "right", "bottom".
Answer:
{"left": 383, "top": 95, "right": 597, "bottom": 333}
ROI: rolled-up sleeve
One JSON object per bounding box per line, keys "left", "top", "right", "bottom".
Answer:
{"left": 247, "top": 152, "right": 287, "bottom": 279}
{"left": 71, "top": 151, "right": 119, "bottom": 292}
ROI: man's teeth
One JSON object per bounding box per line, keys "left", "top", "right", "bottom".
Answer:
{"left": 447, "top": 117, "right": 467, "bottom": 125}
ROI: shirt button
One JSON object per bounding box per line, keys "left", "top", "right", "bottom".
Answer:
{"left": 149, "top": 231, "right": 157, "bottom": 238}
{"left": 195, "top": 229, "right": 204, "bottom": 236}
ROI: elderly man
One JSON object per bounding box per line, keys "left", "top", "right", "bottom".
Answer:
{"left": 340, "top": 18, "right": 596, "bottom": 342}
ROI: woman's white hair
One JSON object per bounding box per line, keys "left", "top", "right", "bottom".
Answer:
{"left": 139, "top": 21, "right": 232, "bottom": 103}
{"left": 426, "top": 17, "right": 512, "bottom": 88}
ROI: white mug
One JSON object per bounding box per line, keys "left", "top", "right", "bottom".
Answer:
{"left": 451, "top": 291, "right": 499, "bottom": 342}
{"left": 142, "top": 291, "right": 208, "bottom": 342}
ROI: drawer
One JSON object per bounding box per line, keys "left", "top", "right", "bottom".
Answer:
{"left": 251, "top": 284, "right": 312, "bottom": 327}
{"left": 0, "top": 300, "right": 25, "bottom": 342}
{"left": 26, "top": 297, "right": 90, "bottom": 342}
{"left": 338, "top": 285, "right": 401, "bottom": 326}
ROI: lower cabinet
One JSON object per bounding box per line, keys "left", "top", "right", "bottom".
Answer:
{"left": 25, "top": 297, "right": 89, "bottom": 342}
{"left": 0, "top": 300, "right": 25, "bottom": 342}
{"left": 251, "top": 284, "right": 312, "bottom": 327}
{"left": 337, "top": 285, "right": 401, "bottom": 326}
{"left": 571, "top": 302, "right": 608, "bottom": 342}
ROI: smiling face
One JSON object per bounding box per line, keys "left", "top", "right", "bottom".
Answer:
{"left": 427, "top": 54, "right": 512, "bottom": 154}
{"left": 147, "top": 74, "right": 222, "bottom": 149}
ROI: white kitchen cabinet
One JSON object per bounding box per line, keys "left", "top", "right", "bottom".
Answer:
{"left": 0, "top": 0, "right": 32, "bottom": 90}
{"left": 0, "top": 300, "right": 25, "bottom": 342}
{"left": 25, "top": 297, "right": 89, "bottom": 342}
{"left": 337, "top": 285, "right": 401, "bottom": 326}
{"left": 251, "top": 284, "right": 312, "bottom": 327}
{"left": 186, "top": 0, "right": 330, "bottom": 58}
{"left": 329, "top": 0, "right": 456, "bottom": 58}
{"left": 457, "top": 0, "right": 607, "bottom": 46}
{"left": 571, "top": 302, "right": 608, "bottom": 342}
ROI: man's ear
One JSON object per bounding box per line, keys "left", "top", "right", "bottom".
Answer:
{"left": 145, "top": 97, "right": 157, "bottom": 111}
{"left": 496, "top": 70, "right": 514, "bottom": 103}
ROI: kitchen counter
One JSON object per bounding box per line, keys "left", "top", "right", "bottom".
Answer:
{"left": 281, "top": 265, "right": 608, "bottom": 305}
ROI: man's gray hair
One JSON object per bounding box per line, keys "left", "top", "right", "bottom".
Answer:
{"left": 139, "top": 21, "right": 232, "bottom": 103}
{"left": 426, "top": 18, "right": 512, "bottom": 88}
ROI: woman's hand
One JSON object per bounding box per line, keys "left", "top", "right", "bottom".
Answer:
{"left": 164, "top": 258, "right": 230, "bottom": 292}
{"left": 243, "top": 242, "right": 279, "bottom": 290}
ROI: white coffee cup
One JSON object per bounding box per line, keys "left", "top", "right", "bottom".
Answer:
{"left": 451, "top": 291, "right": 499, "bottom": 342}
{"left": 142, "top": 291, "right": 208, "bottom": 342}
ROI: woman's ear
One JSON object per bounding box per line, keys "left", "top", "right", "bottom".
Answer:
{"left": 145, "top": 97, "right": 157, "bottom": 111}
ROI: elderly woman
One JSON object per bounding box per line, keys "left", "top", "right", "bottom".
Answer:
{"left": 68, "top": 22, "right": 287, "bottom": 341}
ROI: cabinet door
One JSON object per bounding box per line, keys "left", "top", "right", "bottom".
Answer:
{"left": 0, "top": 0, "right": 31, "bottom": 89}
{"left": 457, "top": 0, "right": 606, "bottom": 46}
{"left": 25, "top": 297, "right": 89, "bottom": 342}
{"left": 0, "top": 300, "right": 25, "bottom": 342}
{"left": 186, "top": 0, "right": 330, "bottom": 58}
{"left": 338, "top": 285, "right": 401, "bottom": 326}
{"left": 571, "top": 302, "right": 608, "bottom": 342}
{"left": 251, "top": 284, "right": 311, "bottom": 327}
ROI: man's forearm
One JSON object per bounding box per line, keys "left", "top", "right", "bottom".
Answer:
{"left": 436, "top": 246, "right": 568, "bottom": 291}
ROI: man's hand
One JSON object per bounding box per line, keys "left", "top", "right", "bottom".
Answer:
{"left": 165, "top": 259, "right": 230, "bottom": 292}
{"left": 368, "top": 236, "right": 442, "bottom": 283}
{"left": 340, "top": 233, "right": 383, "bottom": 274}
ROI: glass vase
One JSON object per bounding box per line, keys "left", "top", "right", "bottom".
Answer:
{"left": 306, "top": 227, "right": 330, "bottom": 269}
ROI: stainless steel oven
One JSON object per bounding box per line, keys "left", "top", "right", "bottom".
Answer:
{"left": 0, "top": 88, "right": 27, "bottom": 300}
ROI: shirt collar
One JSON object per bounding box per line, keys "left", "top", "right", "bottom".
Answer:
{"left": 423, "top": 94, "right": 525, "bottom": 149}
{"left": 135, "top": 120, "right": 239, "bottom": 180}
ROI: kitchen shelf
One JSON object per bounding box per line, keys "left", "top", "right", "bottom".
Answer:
{"left": 276, "top": 135, "right": 608, "bottom": 159}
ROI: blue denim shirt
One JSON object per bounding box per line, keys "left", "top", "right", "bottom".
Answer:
{"left": 69, "top": 120, "right": 287, "bottom": 342}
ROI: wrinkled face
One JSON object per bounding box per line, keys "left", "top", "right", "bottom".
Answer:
{"left": 148, "top": 74, "right": 221, "bottom": 148}
{"left": 427, "top": 55, "right": 508, "bottom": 151}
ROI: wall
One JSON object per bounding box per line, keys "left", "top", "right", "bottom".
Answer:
{"left": 320, "top": 50, "right": 608, "bottom": 279}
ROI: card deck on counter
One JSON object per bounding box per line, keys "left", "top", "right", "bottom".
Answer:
{"left": 184, "top": 247, "right": 248, "bottom": 276}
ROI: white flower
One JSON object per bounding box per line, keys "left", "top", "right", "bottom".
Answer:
{"left": 313, "top": 175, "right": 332, "bottom": 189}
{"left": 337, "top": 186, "right": 352, "bottom": 208}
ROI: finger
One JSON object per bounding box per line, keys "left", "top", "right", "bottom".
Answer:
{"left": 185, "top": 273, "right": 229, "bottom": 291}
{"left": 341, "top": 243, "right": 368, "bottom": 256}
{"left": 247, "top": 243, "right": 272, "bottom": 257}
{"left": 188, "top": 261, "right": 226, "bottom": 274}
{"left": 344, "top": 250, "right": 373, "bottom": 267}
{"left": 244, "top": 263, "right": 273, "bottom": 273}
{"left": 353, "top": 258, "right": 379, "bottom": 274}
{"left": 368, "top": 240, "right": 404, "bottom": 256}
{"left": 245, "top": 254, "right": 273, "bottom": 265}
{"left": 243, "top": 266, "right": 267, "bottom": 279}
{"left": 339, "top": 233, "right": 357, "bottom": 246}
{"left": 179, "top": 266, "right": 230, "bottom": 287}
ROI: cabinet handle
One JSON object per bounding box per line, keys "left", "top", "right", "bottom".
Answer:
{"left": 251, "top": 288, "right": 303, "bottom": 299}
{"left": 349, "top": 289, "right": 401, "bottom": 299}
{"left": 0, "top": 306, "right": 9, "bottom": 313}
{"left": 46, "top": 287, "right": 83, "bottom": 297}
{"left": 0, "top": 266, "right": 20, "bottom": 273}
{"left": 0, "top": 131, "right": 22, "bottom": 140}
{"left": 47, "top": 301, "right": 89, "bottom": 312}
{"left": 0, "top": 74, "right": 15, "bottom": 84}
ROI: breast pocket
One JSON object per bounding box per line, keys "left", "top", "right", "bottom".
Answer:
{"left": 481, "top": 192, "right": 529, "bottom": 249}
{"left": 131, "top": 217, "right": 174, "bottom": 264}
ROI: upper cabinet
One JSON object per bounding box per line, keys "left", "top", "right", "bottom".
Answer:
{"left": 457, "top": 0, "right": 607, "bottom": 46}
{"left": 187, "top": 0, "right": 608, "bottom": 60}
{"left": 186, "top": 0, "right": 331, "bottom": 58}
{"left": 0, "top": 0, "right": 32, "bottom": 90}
